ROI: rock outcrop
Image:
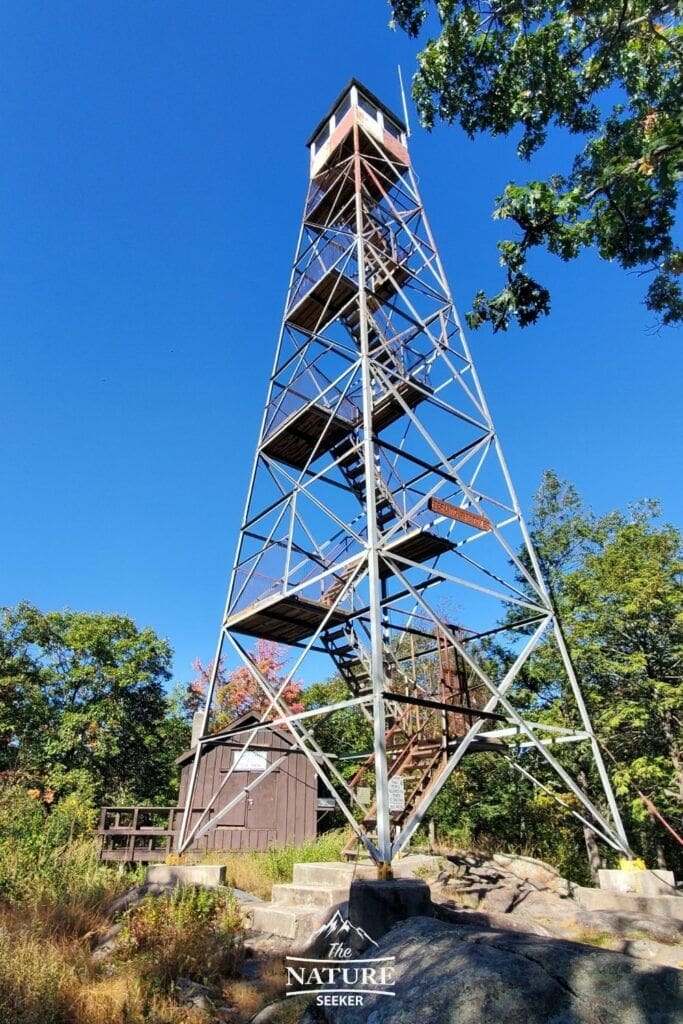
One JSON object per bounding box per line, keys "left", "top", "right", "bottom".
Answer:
{"left": 427, "top": 851, "right": 683, "bottom": 968}
{"left": 314, "top": 916, "right": 683, "bottom": 1024}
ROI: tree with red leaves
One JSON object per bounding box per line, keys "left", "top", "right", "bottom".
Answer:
{"left": 185, "top": 640, "right": 304, "bottom": 731}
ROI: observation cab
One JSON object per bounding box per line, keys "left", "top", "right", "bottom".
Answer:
{"left": 305, "top": 79, "right": 410, "bottom": 225}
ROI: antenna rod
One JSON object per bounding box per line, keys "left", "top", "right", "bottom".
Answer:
{"left": 398, "top": 64, "right": 411, "bottom": 137}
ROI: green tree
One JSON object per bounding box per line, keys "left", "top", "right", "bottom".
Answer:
{"left": 0, "top": 603, "right": 188, "bottom": 804}
{"left": 523, "top": 472, "right": 683, "bottom": 871}
{"left": 422, "top": 474, "right": 682, "bottom": 877}
{"left": 302, "top": 676, "right": 373, "bottom": 777}
{"left": 390, "top": 1, "right": 683, "bottom": 330}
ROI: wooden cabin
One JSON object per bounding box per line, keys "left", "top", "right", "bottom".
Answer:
{"left": 176, "top": 712, "right": 318, "bottom": 853}
{"left": 98, "top": 712, "right": 323, "bottom": 862}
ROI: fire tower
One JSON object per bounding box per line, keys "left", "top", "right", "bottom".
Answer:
{"left": 178, "top": 80, "right": 632, "bottom": 871}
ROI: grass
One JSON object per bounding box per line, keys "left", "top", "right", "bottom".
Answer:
{"left": 202, "top": 828, "right": 348, "bottom": 900}
{"left": 0, "top": 783, "right": 341, "bottom": 1024}
{"left": 0, "top": 906, "right": 204, "bottom": 1024}
{"left": 572, "top": 928, "right": 620, "bottom": 949}
{"left": 0, "top": 825, "right": 338, "bottom": 1021}
{"left": 116, "top": 884, "right": 245, "bottom": 991}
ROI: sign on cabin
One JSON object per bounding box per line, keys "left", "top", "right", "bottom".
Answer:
{"left": 233, "top": 749, "right": 268, "bottom": 772}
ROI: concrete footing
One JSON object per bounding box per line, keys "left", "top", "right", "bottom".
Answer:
{"left": 145, "top": 864, "right": 226, "bottom": 888}
{"left": 348, "top": 878, "right": 432, "bottom": 944}
{"left": 247, "top": 902, "right": 331, "bottom": 941}
{"left": 245, "top": 857, "right": 440, "bottom": 945}
{"left": 574, "top": 886, "right": 683, "bottom": 922}
{"left": 598, "top": 869, "right": 677, "bottom": 897}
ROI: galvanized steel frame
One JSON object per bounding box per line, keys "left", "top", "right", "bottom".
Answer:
{"left": 177, "top": 87, "right": 631, "bottom": 864}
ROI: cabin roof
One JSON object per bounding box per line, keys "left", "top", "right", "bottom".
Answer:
{"left": 176, "top": 710, "right": 298, "bottom": 766}
{"left": 305, "top": 77, "right": 406, "bottom": 148}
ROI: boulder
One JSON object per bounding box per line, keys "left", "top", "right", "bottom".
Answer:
{"left": 434, "top": 904, "right": 553, "bottom": 937}
{"left": 251, "top": 1000, "right": 292, "bottom": 1023}
{"left": 107, "top": 881, "right": 175, "bottom": 917}
{"left": 492, "top": 853, "right": 561, "bottom": 889}
{"left": 480, "top": 879, "right": 523, "bottom": 915}
{"left": 469, "top": 866, "right": 503, "bottom": 883}
{"left": 319, "top": 916, "right": 682, "bottom": 1024}
{"left": 509, "top": 887, "right": 581, "bottom": 926}
{"left": 495, "top": 885, "right": 683, "bottom": 950}
{"left": 174, "top": 977, "right": 216, "bottom": 1011}
{"left": 91, "top": 922, "right": 124, "bottom": 961}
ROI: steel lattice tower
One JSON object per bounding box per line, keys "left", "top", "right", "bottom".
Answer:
{"left": 178, "top": 80, "right": 632, "bottom": 872}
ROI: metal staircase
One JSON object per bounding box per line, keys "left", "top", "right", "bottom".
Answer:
{"left": 337, "top": 632, "right": 490, "bottom": 857}
{"left": 332, "top": 437, "right": 402, "bottom": 532}
{"left": 320, "top": 621, "right": 371, "bottom": 696}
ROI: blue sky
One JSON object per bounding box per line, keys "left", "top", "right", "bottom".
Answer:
{"left": 1, "top": 2, "right": 681, "bottom": 687}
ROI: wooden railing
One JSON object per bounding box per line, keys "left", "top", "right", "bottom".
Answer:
{"left": 98, "top": 806, "right": 185, "bottom": 863}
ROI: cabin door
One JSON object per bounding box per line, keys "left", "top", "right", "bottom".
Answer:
{"left": 245, "top": 771, "right": 278, "bottom": 830}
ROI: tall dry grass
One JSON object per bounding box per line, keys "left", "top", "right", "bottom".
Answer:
{"left": 116, "top": 884, "right": 244, "bottom": 991}
{"left": 0, "top": 909, "right": 209, "bottom": 1024}
{"left": 203, "top": 828, "right": 348, "bottom": 899}
{"left": 0, "top": 782, "right": 332, "bottom": 1023}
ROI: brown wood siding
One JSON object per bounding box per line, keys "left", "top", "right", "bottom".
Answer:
{"left": 177, "top": 720, "right": 317, "bottom": 854}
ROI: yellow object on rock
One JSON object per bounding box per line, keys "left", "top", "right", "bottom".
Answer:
{"left": 619, "top": 857, "right": 647, "bottom": 871}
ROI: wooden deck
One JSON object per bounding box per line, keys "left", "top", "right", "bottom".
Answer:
{"left": 306, "top": 165, "right": 356, "bottom": 228}
{"left": 286, "top": 257, "right": 411, "bottom": 334}
{"left": 225, "top": 593, "right": 349, "bottom": 645}
{"left": 261, "top": 402, "right": 356, "bottom": 470}
{"left": 306, "top": 156, "right": 405, "bottom": 228}
{"left": 260, "top": 376, "right": 429, "bottom": 473}
{"left": 379, "top": 528, "right": 452, "bottom": 578}
{"left": 287, "top": 268, "right": 357, "bottom": 333}
{"left": 372, "top": 378, "right": 431, "bottom": 433}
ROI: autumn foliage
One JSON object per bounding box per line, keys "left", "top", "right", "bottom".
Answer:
{"left": 187, "top": 640, "right": 304, "bottom": 729}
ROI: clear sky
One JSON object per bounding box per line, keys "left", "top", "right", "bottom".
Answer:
{"left": 1, "top": 2, "right": 681, "bottom": 688}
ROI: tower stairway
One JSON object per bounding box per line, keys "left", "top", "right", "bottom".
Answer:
{"left": 339, "top": 633, "right": 506, "bottom": 858}
{"left": 320, "top": 621, "right": 371, "bottom": 696}
{"left": 333, "top": 436, "right": 402, "bottom": 532}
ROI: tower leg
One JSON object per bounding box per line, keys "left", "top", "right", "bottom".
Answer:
{"left": 354, "top": 124, "right": 392, "bottom": 869}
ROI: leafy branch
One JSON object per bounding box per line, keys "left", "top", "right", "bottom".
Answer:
{"left": 390, "top": 0, "right": 683, "bottom": 330}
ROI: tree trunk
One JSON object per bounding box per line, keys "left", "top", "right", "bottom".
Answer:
{"left": 582, "top": 824, "right": 602, "bottom": 884}
{"left": 649, "top": 810, "right": 669, "bottom": 869}
{"left": 578, "top": 769, "right": 602, "bottom": 884}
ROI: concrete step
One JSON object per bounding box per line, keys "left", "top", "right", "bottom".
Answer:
{"left": 574, "top": 886, "right": 683, "bottom": 923}
{"left": 271, "top": 882, "right": 350, "bottom": 908}
{"left": 249, "top": 902, "right": 329, "bottom": 941}
{"left": 292, "top": 861, "right": 376, "bottom": 886}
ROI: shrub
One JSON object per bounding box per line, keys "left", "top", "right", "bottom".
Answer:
{"left": 0, "top": 780, "right": 129, "bottom": 918}
{"left": 117, "top": 885, "right": 244, "bottom": 991}
{"left": 261, "top": 828, "right": 347, "bottom": 884}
